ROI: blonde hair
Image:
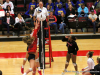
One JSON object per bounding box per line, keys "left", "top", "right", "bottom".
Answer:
{"left": 61, "top": 12, "right": 65, "bottom": 17}
{"left": 22, "top": 36, "right": 35, "bottom": 46}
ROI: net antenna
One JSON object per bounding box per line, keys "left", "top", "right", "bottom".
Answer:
{"left": 41, "top": 15, "right": 44, "bottom": 75}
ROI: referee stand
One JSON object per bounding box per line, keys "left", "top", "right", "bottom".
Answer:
{"left": 38, "top": 25, "right": 54, "bottom": 69}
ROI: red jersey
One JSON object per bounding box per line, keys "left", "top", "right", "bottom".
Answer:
{"left": 28, "top": 25, "right": 40, "bottom": 53}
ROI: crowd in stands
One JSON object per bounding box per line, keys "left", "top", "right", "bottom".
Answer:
{"left": 0, "top": 0, "right": 100, "bottom": 37}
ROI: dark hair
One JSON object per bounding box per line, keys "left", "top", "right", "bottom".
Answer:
{"left": 17, "top": 12, "right": 21, "bottom": 16}
{"left": 97, "top": 57, "right": 100, "bottom": 64}
{"left": 0, "top": 70, "right": 2, "bottom": 75}
{"left": 88, "top": 51, "right": 94, "bottom": 58}
{"left": 6, "top": 12, "right": 10, "bottom": 16}
{"left": 90, "top": 7, "right": 93, "bottom": 11}
{"left": 6, "top": 5, "right": 11, "bottom": 11}
{"left": 71, "top": 36, "right": 76, "bottom": 41}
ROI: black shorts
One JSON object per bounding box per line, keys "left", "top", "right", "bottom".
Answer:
{"left": 68, "top": 51, "right": 77, "bottom": 55}
{"left": 28, "top": 54, "right": 35, "bottom": 61}
{"left": 90, "top": 69, "right": 94, "bottom": 75}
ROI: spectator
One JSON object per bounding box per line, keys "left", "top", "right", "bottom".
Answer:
{"left": 94, "top": 0, "right": 100, "bottom": 13}
{"left": 76, "top": 0, "right": 85, "bottom": 8}
{"left": 59, "top": 12, "right": 66, "bottom": 34}
{"left": 66, "top": 4, "right": 76, "bottom": 17}
{"left": 4, "top": 0, "right": 14, "bottom": 10}
{"left": 65, "top": 0, "right": 75, "bottom": 9}
{"left": 47, "top": 11, "right": 58, "bottom": 34}
{"left": 6, "top": 5, "right": 14, "bottom": 18}
{"left": 78, "top": 4, "right": 88, "bottom": 17}
{"left": 36, "top": 0, "right": 40, "bottom": 7}
{"left": 0, "top": 0, "right": 4, "bottom": 9}
{"left": 55, "top": 3, "right": 66, "bottom": 16}
{"left": 88, "top": 10, "right": 97, "bottom": 34}
{"left": 46, "top": 0, "right": 54, "bottom": 10}
{"left": 55, "top": 0, "right": 62, "bottom": 9}
{"left": 0, "top": 70, "right": 2, "bottom": 75}
{"left": 2, "top": 12, "right": 14, "bottom": 37}
{"left": 0, "top": 5, "right": 5, "bottom": 18}
{"left": 25, "top": 6, "right": 34, "bottom": 27}
{"left": 47, "top": 5, "right": 53, "bottom": 15}
{"left": 89, "top": 7, "right": 96, "bottom": 14}
{"left": 28, "top": 0, "right": 37, "bottom": 10}
{"left": 14, "top": 13, "right": 26, "bottom": 37}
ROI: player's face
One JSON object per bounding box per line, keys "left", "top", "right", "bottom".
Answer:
{"left": 7, "top": 13, "right": 10, "bottom": 17}
{"left": 69, "top": 5, "right": 72, "bottom": 9}
{"left": 86, "top": 52, "right": 89, "bottom": 58}
{"left": 68, "top": 36, "right": 72, "bottom": 41}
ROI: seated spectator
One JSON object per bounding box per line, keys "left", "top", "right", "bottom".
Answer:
{"left": 36, "top": 0, "right": 40, "bottom": 7}
{"left": 88, "top": 10, "right": 97, "bottom": 34}
{"left": 78, "top": 4, "right": 88, "bottom": 17}
{"left": 94, "top": 0, "right": 100, "bottom": 13}
{"left": 66, "top": 4, "right": 76, "bottom": 17}
{"left": 6, "top": 5, "right": 14, "bottom": 18}
{"left": 2, "top": 12, "right": 14, "bottom": 37}
{"left": 0, "top": 70, "right": 2, "bottom": 75}
{"left": 28, "top": 0, "right": 37, "bottom": 10}
{"left": 55, "top": 3, "right": 66, "bottom": 16}
{"left": 47, "top": 11, "right": 58, "bottom": 34}
{"left": 76, "top": 0, "right": 85, "bottom": 8}
{"left": 65, "top": 0, "right": 75, "bottom": 9}
{"left": 0, "top": 5, "right": 5, "bottom": 19}
{"left": 14, "top": 13, "right": 26, "bottom": 37}
{"left": 89, "top": 7, "right": 96, "bottom": 14}
{"left": 4, "top": 0, "right": 14, "bottom": 10}
{"left": 0, "top": 0, "right": 4, "bottom": 9}
{"left": 25, "top": 6, "right": 34, "bottom": 27}
{"left": 55, "top": 0, "right": 62, "bottom": 9}
{"left": 47, "top": 5, "right": 53, "bottom": 15}
{"left": 46, "top": 0, "right": 54, "bottom": 10}
{"left": 59, "top": 12, "right": 66, "bottom": 34}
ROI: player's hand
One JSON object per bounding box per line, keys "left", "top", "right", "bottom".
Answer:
{"left": 82, "top": 68, "right": 85, "bottom": 71}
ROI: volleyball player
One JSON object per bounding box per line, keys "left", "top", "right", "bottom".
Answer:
{"left": 22, "top": 20, "right": 40, "bottom": 75}
{"left": 82, "top": 51, "right": 95, "bottom": 75}
{"left": 62, "top": 36, "right": 79, "bottom": 75}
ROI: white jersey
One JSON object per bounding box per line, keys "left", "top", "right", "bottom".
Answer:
{"left": 84, "top": 58, "right": 95, "bottom": 71}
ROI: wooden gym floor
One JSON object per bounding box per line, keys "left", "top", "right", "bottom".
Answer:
{"left": 0, "top": 39, "right": 100, "bottom": 75}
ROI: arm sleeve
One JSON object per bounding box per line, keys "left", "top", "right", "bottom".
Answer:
{"left": 84, "top": 7, "right": 89, "bottom": 14}
{"left": 34, "top": 8, "right": 37, "bottom": 16}
{"left": 85, "top": 60, "right": 92, "bottom": 71}
{"left": 11, "top": 2, "right": 14, "bottom": 10}
{"left": 52, "top": 3, "right": 54, "bottom": 9}
{"left": 22, "top": 17, "right": 25, "bottom": 23}
{"left": 66, "top": 3, "right": 68, "bottom": 9}
{"left": 55, "top": 9, "right": 58, "bottom": 16}
{"left": 63, "top": 8, "right": 66, "bottom": 15}
{"left": 54, "top": 16, "right": 57, "bottom": 23}
{"left": 94, "top": 2, "right": 98, "bottom": 6}
{"left": 3, "top": 2, "right": 6, "bottom": 9}
{"left": 25, "top": 10, "right": 30, "bottom": 16}
{"left": 62, "top": 37, "right": 68, "bottom": 42}
{"left": 15, "top": 18, "right": 19, "bottom": 24}
{"left": 32, "top": 29, "right": 37, "bottom": 38}
{"left": 78, "top": 7, "right": 81, "bottom": 13}
{"left": 71, "top": 2, "right": 75, "bottom": 7}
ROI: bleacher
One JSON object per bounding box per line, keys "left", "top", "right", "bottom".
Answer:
{"left": 0, "top": 0, "right": 100, "bottom": 38}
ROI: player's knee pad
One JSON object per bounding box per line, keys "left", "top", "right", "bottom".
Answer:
{"left": 29, "top": 68, "right": 33, "bottom": 71}
{"left": 24, "top": 58, "right": 27, "bottom": 61}
{"left": 35, "top": 58, "right": 39, "bottom": 62}
{"left": 65, "top": 61, "right": 69, "bottom": 65}
{"left": 73, "top": 63, "right": 77, "bottom": 66}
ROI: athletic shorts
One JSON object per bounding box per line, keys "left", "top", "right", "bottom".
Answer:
{"left": 28, "top": 54, "right": 35, "bottom": 61}
{"left": 68, "top": 51, "right": 77, "bottom": 55}
{"left": 90, "top": 69, "right": 94, "bottom": 75}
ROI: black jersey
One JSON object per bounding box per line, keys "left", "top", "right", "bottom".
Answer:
{"left": 93, "top": 64, "right": 100, "bottom": 75}
{"left": 62, "top": 37, "right": 79, "bottom": 54}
